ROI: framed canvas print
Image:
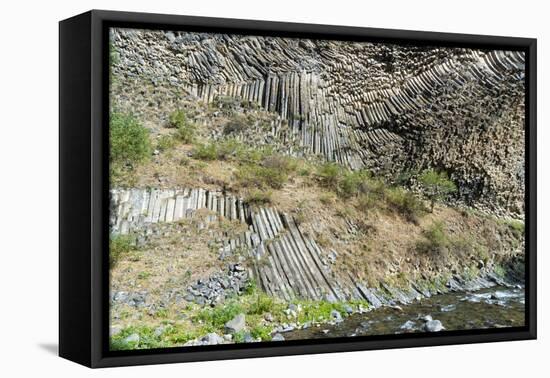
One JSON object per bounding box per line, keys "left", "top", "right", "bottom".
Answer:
{"left": 59, "top": 10, "right": 537, "bottom": 368}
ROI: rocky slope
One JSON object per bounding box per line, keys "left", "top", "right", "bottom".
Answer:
{"left": 111, "top": 28, "right": 525, "bottom": 217}
{"left": 110, "top": 187, "right": 524, "bottom": 306}
{"left": 109, "top": 27, "right": 525, "bottom": 316}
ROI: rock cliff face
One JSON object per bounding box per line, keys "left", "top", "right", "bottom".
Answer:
{"left": 111, "top": 28, "right": 525, "bottom": 217}
{"left": 111, "top": 187, "right": 524, "bottom": 305}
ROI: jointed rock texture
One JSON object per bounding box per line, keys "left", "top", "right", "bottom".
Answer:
{"left": 109, "top": 28, "right": 525, "bottom": 307}
{"left": 111, "top": 187, "right": 521, "bottom": 306}
{"left": 111, "top": 28, "right": 525, "bottom": 216}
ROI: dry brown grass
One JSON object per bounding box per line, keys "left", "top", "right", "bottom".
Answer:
{"left": 111, "top": 120, "right": 524, "bottom": 296}
{"left": 110, "top": 213, "right": 239, "bottom": 324}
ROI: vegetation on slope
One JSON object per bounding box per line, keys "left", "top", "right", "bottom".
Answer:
{"left": 108, "top": 103, "right": 525, "bottom": 350}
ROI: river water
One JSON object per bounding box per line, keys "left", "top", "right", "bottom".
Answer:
{"left": 284, "top": 286, "right": 525, "bottom": 340}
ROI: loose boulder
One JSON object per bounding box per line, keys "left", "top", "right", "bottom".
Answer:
{"left": 225, "top": 313, "right": 246, "bottom": 333}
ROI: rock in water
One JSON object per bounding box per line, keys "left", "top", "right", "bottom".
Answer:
{"left": 400, "top": 320, "right": 416, "bottom": 331}
{"left": 424, "top": 320, "right": 445, "bottom": 332}
{"left": 225, "top": 313, "right": 246, "bottom": 333}
{"left": 421, "top": 315, "right": 433, "bottom": 322}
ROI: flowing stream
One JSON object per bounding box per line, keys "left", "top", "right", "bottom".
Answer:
{"left": 283, "top": 286, "right": 525, "bottom": 340}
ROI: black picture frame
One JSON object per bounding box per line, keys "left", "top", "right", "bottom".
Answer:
{"left": 59, "top": 9, "right": 537, "bottom": 368}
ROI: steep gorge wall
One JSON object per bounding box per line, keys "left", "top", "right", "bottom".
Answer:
{"left": 111, "top": 28, "right": 525, "bottom": 217}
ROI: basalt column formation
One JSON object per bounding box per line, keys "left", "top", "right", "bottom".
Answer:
{"left": 111, "top": 28, "right": 525, "bottom": 217}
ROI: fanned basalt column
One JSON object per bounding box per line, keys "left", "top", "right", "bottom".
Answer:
{"left": 111, "top": 29, "right": 525, "bottom": 217}
{"left": 111, "top": 188, "right": 512, "bottom": 306}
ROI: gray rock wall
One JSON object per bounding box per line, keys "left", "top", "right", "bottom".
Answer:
{"left": 110, "top": 28, "right": 525, "bottom": 217}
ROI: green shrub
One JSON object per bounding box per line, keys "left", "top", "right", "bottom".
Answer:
{"left": 317, "top": 162, "right": 342, "bottom": 189}
{"left": 110, "top": 325, "right": 160, "bottom": 350}
{"left": 418, "top": 169, "right": 457, "bottom": 212}
{"left": 193, "top": 143, "right": 219, "bottom": 160}
{"left": 168, "top": 109, "right": 196, "bottom": 143}
{"left": 195, "top": 301, "right": 244, "bottom": 329}
{"left": 212, "top": 95, "right": 241, "bottom": 113}
{"left": 223, "top": 115, "right": 249, "bottom": 135}
{"left": 168, "top": 109, "right": 186, "bottom": 128}
{"left": 109, "top": 234, "right": 136, "bottom": 268}
{"left": 493, "top": 264, "right": 506, "bottom": 279}
{"left": 250, "top": 325, "right": 272, "bottom": 341}
{"left": 243, "top": 279, "right": 258, "bottom": 295}
{"left": 176, "top": 123, "right": 196, "bottom": 144}
{"left": 416, "top": 221, "right": 449, "bottom": 255}
{"left": 502, "top": 219, "right": 525, "bottom": 239}
{"left": 109, "top": 42, "right": 119, "bottom": 65}
{"left": 237, "top": 164, "right": 288, "bottom": 189}
{"left": 235, "top": 145, "right": 273, "bottom": 165}
{"left": 357, "top": 193, "right": 380, "bottom": 213}
{"left": 386, "top": 187, "right": 427, "bottom": 223}
{"left": 193, "top": 139, "right": 245, "bottom": 161}
{"left": 338, "top": 170, "right": 371, "bottom": 198}
{"left": 261, "top": 155, "right": 298, "bottom": 174}
{"left": 293, "top": 300, "right": 349, "bottom": 324}
{"left": 156, "top": 134, "right": 176, "bottom": 152}
{"left": 319, "top": 193, "right": 334, "bottom": 205}
{"left": 247, "top": 294, "right": 276, "bottom": 315}
{"left": 110, "top": 112, "right": 151, "bottom": 170}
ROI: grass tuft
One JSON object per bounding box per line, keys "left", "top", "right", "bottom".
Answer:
{"left": 109, "top": 234, "right": 137, "bottom": 268}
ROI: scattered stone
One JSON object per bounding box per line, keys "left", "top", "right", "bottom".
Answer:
{"left": 110, "top": 325, "right": 122, "bottom": 337}
{"left": 400, "top": 320, "right": 416, "bottom": 331}
{"left": 424, "top": 320, "right": 445, "bottom": 332}
{"left": 195, "top": 296, "right": 206, "bottom": 305}
{"left": 201, "top": 333, "right": 224, "bottom": 345}
{"left": 264, "top": 313, "right": 274, "bottom": 322}
{"left": 154, "top": 326, "right": 165, "bottom": 337}
{"left": 327, "top": 250, "right": 338, "bottom": 264}
{"left": 165, "top": 31, "right": 176, "bottom": 43}
{"left": 344, "top": 305, "right": 354, "bottom": 315}
{"left": 186, "top": 264, "right": 249, "bottom": 306}
{"left": 440, "top": 304, "right": 456, "bottom": 312}
{"left": 330, "top": 310, "right": 343, "bottom": 322}
{"left": 280, "top": 324, "right": 295, "bottom": 332}
{"left": 225, "top": 313, "right": 246, "bottom": 333}
{"left": 243, "top": 333, "right": 255, "bottom": 343}
{"left": 420, "top": 315, "right": 433, "bottom": 322}
{"left": 271, "top": 333, "right": 285, "bottom": 341}
{"left": 124, "top": 333, "right": 140, "bottom": 344}
{"left": 112, "top": 291, "right": 147, "bottom": 308}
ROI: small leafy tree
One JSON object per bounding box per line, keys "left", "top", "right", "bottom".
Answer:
{"left": 110, "top": 112, "right": 151, "bottom": 171}
{"left": 418, "top": 169, "right": 457, "bottom": 212}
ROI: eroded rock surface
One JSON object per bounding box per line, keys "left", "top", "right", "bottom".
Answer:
{"left": 111, "top": 28, "right": 525, "bottom": 216}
